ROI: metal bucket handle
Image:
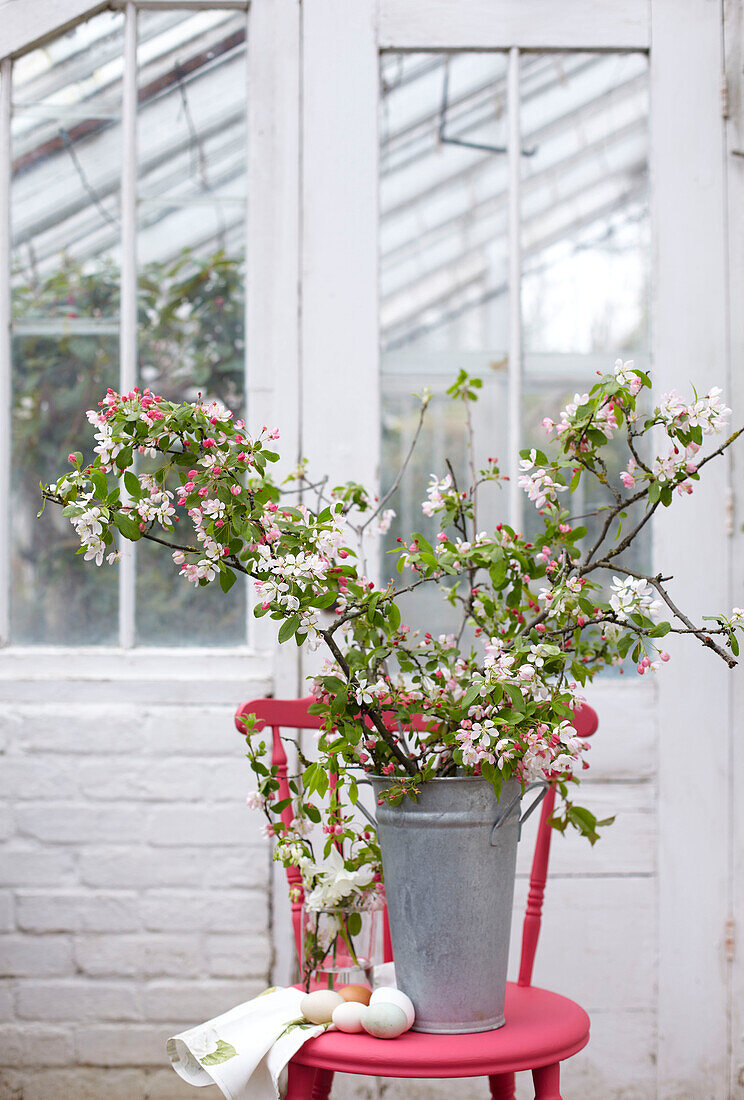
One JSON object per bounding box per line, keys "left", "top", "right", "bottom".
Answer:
{"left": 490, "top": 779, "right": 549, "bottom": 844}
{"left": 356, "top": 799, "right": 377, "bottom": 829}
{"left": 353, "top": 778, "right": 549, "bottom": 842}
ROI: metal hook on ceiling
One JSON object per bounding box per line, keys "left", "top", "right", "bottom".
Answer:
{"left": 437, "top": 59, "right": 537, "bottom": 157}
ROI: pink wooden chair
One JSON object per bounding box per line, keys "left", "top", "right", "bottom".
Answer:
{"left": 235, "top": 697, "right": 598, "bottom": 1100}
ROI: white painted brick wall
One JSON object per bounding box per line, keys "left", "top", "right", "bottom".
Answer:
{"left": 0, "top": 667, "right": 657, "bottom": 1100}
{"left": 0, "top": 669, "right": 275, "bottom": 1100}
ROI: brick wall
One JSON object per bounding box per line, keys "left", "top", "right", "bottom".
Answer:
{"left": 0, "top": 658, "right": 274, "bottom": 1100}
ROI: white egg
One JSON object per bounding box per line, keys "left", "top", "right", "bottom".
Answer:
{"left": 369, "top": 986, "right": 415, "bottom": 1030}
{"left": 300, "top": 989, "right": 344, "bottom": 1025}
{"left": 331, "top": 1000, "right": 367, "bottom": 1033}
{"left": 361, "top": 1002, "right": 409, "bottom": 1039}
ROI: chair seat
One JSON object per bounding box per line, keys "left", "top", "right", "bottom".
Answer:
{"left": 291, "top": 982, "right": 590, "bottom": 1078}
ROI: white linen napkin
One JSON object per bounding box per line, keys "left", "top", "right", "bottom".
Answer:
{"left": 167, "top": 986, "right": 327, "bottom": 1100}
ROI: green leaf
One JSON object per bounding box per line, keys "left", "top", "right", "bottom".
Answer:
{"left": 124, "top": 471, "right": 142, "bottom": 499}
{"left": 346, "top": 911, "right": 362, "bottom": 937}
{"left": 504, "top": 684, "right": 525, "bottom": 713}
{"left": 90, "top": 469, "right": 108, "bottom": 499}
{"left": 219, "top": 568, "right": 237, "bottom": 594}
{"left": 278, "top": 615, "right": 300, "bottom": 643}
{"left": 303, "top": 762, "right": 319, "bottom": 793}
{"left": 488, "top": 551, "right": 507, "bottom": 587}
{"left": 312, "top": 591, "right": 337, "bottom": 609}
{"left": 112, "top": 512, "right": 142, "bottom": 541}
{"left": 387, "top": 602, "right": 401, "bottom": 633}
{"left": 115, "top": 446, "right": 133, "bottom": 471}
{"left": 462, "top": 682, "right": 483, "bottom": 708}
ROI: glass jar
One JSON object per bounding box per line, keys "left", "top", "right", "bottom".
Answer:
{"left": 300, "top": 898, "right": 385, "bottom": 990}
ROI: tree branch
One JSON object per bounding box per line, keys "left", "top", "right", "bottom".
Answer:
{"left": 318, "top": 627, "right": 417, "bottom": 774}
{"left": 359, "top": 397, "right": 429, "bottom": 533}
{"left": 608, "top": 566, "right": 737, "bottom": 668}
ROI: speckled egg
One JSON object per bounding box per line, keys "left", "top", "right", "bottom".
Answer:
{"left": 369, "top": 986, "right": 415, "bottom": 1030}
{"left": 331, "top": 1000, "right": 367, "bottom": 1033}
{"left": 300, "top": 989, "right": 344, "bottom": 1025}
{"left": 360, "top": 1002, "right": 409, "bottom": 1039}
{"left": 337, "top": 984, "right": 372, "bottom": 1005}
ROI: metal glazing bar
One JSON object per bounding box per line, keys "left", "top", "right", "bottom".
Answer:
{"left": 119, "top": 2, "right": 138, "bottom": 649}
{"left": 0, "top": 60, "right": 10, "bottom": 644}
{"left": 507, "top": 47, "right": 522, "bottom": 530}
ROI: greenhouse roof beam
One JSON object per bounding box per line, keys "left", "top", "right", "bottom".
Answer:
{"left": 382, "top": 64, "right": 646, "bottom": 220}
{"left": 381, "top": 112, "right": 647, "bottom": 285}
{"left": 13, "top": 24, "right": 245, "bottom": 176}
{"left": 381, "top": 177, "right": 646, "bottom": 348}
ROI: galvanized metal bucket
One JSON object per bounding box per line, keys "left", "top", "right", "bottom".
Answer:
{"left": 365, "top": 775, "right": 546, "bottom": 1034}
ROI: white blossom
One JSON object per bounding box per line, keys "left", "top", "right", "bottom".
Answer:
{"left": 609, "top": 576, "right": 661, "bottom": 622}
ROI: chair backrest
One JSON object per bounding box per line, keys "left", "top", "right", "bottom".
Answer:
{"left": 235, "top": 696, "right": 598, "bottom": 988}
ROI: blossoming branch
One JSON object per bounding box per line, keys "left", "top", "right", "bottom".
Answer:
{"left": 42, "top": 361, "right": 743, "bottom": 848}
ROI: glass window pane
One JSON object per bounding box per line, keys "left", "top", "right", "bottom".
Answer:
{"left": 11, "top": 12, "right": 123, "bottom": 320}
{"left": 9, "top": 11, "right": 124, "bottom": 644}
{"left": 11, "top": 334, "right": 119, "bottom": 644}
{"left": 520, "top": 52, "right": 650, "bottom": 357}
{"left": 380, "top": 52, "right": 510, "bottom": 635}
{"left": 520, "top": 52, "right": 651, "bottom": 577}
{"left": 134, "top": 9, "right": 247, "bottom": 646}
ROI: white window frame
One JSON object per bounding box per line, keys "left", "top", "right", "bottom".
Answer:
{"left": 0, "top": 3, "right": 740, "bottom": 1089}
{"left": 0, "top": 0, "right": 272, "bottom": 672}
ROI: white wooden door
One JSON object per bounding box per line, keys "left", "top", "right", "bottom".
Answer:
{"left": 247, "top": 1, "right": 738, "bottom": 1095}
{"left": 725, "top": 2, "right": 744, "bottom": 1097}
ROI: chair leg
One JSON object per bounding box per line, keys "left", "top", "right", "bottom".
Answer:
{"left": 285, "top": 1061, "right": 318, "bottom": 1099}
{"left": 311, "top": 1068, "right": 334, "bottom": 1099}
{"left": 488, "top": 1071, "right": 516, "bottom": 1099}
{"left": 532, "top": 1062, "right": 562, "bottom": 1099}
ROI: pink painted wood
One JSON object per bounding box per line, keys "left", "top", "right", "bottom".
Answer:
{"left": 235, "top": 697, "right": 599, "bottom": 1100}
